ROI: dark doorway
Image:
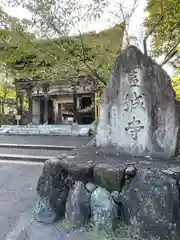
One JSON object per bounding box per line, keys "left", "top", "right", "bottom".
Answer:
{"left": 40, "top": 98, "right": 55, "bottom": 124}
{"left": 40, "top": 99, "right": 44, "bottom": 124}
{"left": 48, "top": 99, "right": 54, "bottom": 124}
{"left": 81, "top": 97, "right": 92, "bottom": 109}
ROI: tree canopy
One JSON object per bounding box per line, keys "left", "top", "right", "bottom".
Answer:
{"left": 145, "top": 0, "right": 180, "bottom": 58}
{"left": 145, "top": 0, "right": 180, "bottom": 100}
{"left": 0, "top": 75, "right": 15, "bottom": 100}
{"left": 0, "top": 6, "right": 125, "bottom": 88}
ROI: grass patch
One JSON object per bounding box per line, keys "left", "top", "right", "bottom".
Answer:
{"left": 58, "top": 220, "right": 162, "bottom": 240}
{"left": 85, "top": 223, "right": 141, "bottom": 240}
{"left": 58, "top": 219, "right": 74, "bottom": 229}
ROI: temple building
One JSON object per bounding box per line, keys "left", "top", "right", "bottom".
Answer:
{"left": 15, "top": 76, "right": 95, "bottom": 125}
{"left": 11, "top": 23, "right": 125, "bottom": 125}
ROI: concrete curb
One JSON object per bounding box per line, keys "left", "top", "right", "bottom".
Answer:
{"left": 0, "top": 154, "right": 51, "bottom": 162}
{"left": 0, "top": 144, "right": 75, "bottom": 151}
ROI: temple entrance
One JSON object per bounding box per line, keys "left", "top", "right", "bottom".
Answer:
{"left": 80, "top": 97, "right": 92, "bottom": 109}
{"left": 40, "top": 98, "right": 55, "bottom": 124}
{"left": 78, "top": 96, "right": 95, "bottom": 124}
{"left": 48, "top": 99, "right": 54, "bottom": 124}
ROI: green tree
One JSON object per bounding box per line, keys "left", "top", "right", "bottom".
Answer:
{"left": 0, "top": 8, "right": 38, "bottom": 76}
{"left": 0, "top": 72, "right": 15, "bottom": 101}
{"left": 0, "top": 0, "right": 126, "bottom": 87}
{"left": 145, "top": 0, "right": 180, "bottom": 100}
{"left": 0, "top": 7, "right": 125, "bottom": 87}
{"left": 145, "top": 0, "right": 180, "bottom": 58}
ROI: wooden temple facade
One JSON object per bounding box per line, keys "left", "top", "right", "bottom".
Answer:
{"left": 15, "top": 76, "right": 95, "bottom": 125}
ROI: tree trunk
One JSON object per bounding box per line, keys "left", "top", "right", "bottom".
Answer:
{"left": 1, "top": 101, "right": 4, "bottom": 125}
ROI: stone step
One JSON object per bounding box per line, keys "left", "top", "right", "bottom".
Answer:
{"left": 0, "top": 143, "right": 75, "bottom": 151}
{"left": 0, "top": 153, "right": 49, "bottom": 162}
{"left": 0, "top": 147, "right": 68, "bottom": 159}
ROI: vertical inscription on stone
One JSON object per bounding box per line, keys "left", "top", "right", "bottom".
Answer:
{"left": 124, "top": 68, "right": 145, "bottom": 140}
{"left": 111, "top": 106, "right": 118, "bottom": 128}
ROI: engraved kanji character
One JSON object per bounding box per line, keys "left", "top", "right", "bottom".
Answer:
{"left": 128, "top": 69, "right": 140, "bottom": 87}
{"left": 131, "top": 92, "right": 145, "bottom": 111}
{"left": 124, "top": 92, "right": 145, "bottom": 112}
{"left": 125, "top": 116, "right": 144, "bottom": 140}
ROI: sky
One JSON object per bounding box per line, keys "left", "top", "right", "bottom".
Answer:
{"left": 2, "top": 0, "right": 176, "bottom": 77}
{"left": 3, "top": 1, "right": 146, "bottom": 46}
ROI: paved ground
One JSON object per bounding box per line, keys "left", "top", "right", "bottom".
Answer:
{"left": 0, "top": 161, "right": 93, "bottom": 240}
{"left": 0, "top": 136, "right": 114, "bottom": 240}
{"left": 0, "top": 135, "right": 91, "bottom": 147}
{"left": 0, "top": 136, "right": 92, "bottom": 240}
{"left": 0, "top": 161, "right": 42, "bottom": 240}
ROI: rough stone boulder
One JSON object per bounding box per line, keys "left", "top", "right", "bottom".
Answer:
{"left": 65, "top": 181, "right": 91, "bottom": 226}
{"left": 58, "top": 147, "right": 126, "bottom": 192}
{"left": 90, "top": 187, "right": 118, "bottom": 232}
{"left": 35, "top": 148, "right": 180, "bottom": 239}
{"left": 36, "top": 158, "right": 72, "bottom": 222}
{"left": 96, "top": 45, "right": 179, "bottom": 158}
{"left": 121, "top": 167, "right": 180, "bottom": 239}
{"left": 34, "top": 197, "right": 57, "bottom": 224}
{"left": 58, "top": 150, "right": 94, "bottom": 182}
{"left": 93, "top": 163, "right": 125, "bottom": 192}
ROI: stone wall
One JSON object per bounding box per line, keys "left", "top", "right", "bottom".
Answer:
{"left": 0, "top": 124, "right": 90, "bottom": 136}
{"left": 35, "top": 147, "right": 180, "bottom": 240}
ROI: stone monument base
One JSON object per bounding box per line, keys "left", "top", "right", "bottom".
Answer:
{"left": 36, "top": 146, "right": 180, "bottom": 240}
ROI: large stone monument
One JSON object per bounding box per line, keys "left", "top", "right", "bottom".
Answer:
{"left": 96, "top": 45, "right": 179, "bottom": 157}
{"left": 35, "top": 46, "right": 180, "bottom": 240}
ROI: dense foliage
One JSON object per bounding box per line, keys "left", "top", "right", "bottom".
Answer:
{"left": 0, "top": 6, "right": 124, "bottom": 88}
{"left": 171, "top": 47, "right": 180, "bottom": 101}
{"left": 145, "top": 0, "right": 180, "bottom": 100}
{"left": 145, "top": 0, "right": 180, "bottom": 57}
